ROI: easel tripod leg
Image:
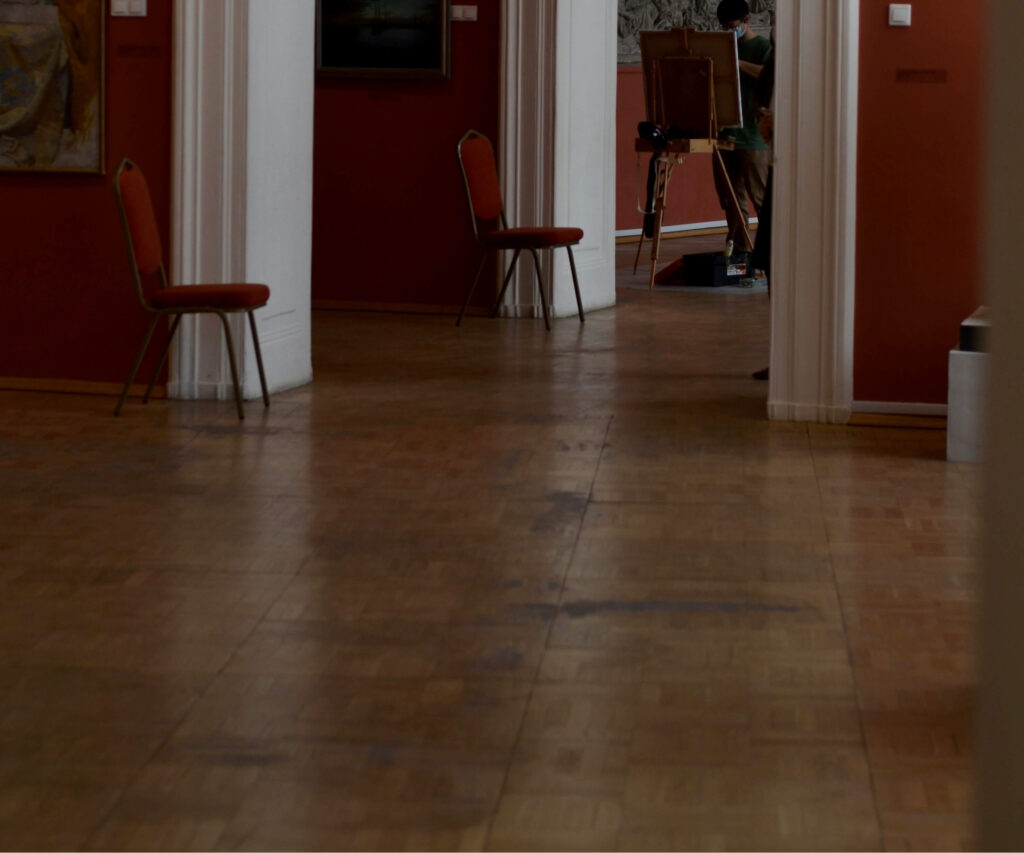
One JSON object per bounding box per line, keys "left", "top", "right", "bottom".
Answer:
{"left": 632, "top": 233, "right": 645, "bottom": 275}
{"left": 648, "top": 158, "right": 678, "bottom": 289}
{"left": 713, "top": 145, "right": 752, "bottom": 252}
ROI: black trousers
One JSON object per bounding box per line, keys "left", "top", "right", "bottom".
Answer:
{"left": 752, "top": 166, "right": 773, "bottom": 289}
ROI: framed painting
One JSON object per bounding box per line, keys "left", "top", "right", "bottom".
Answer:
{"left": 0, "top": 0, "right": 105, "bottom": 173}
{"left": 317, "top": 0, "right": 450, "bottom": 79}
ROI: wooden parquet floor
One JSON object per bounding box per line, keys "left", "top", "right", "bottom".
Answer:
{"left": 0, "top": 273, "right": 977, "bottom": 851}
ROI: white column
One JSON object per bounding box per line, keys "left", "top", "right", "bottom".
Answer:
{"left": 500, "top": 0, "right": 616, "bottom": 319}
{"left": 768, "top": 0, "right": 858, "bottom": 423}
{"left": 170, "top": 0, "right": 313, "bottom": 401}
{"left": 976, "top": 1, "right": 1024, "bottom": 847}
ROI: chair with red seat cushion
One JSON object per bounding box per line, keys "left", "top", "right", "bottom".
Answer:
{"left": 113, "top": 157, "right": 270, "bottom": 419}
{"left": 456, "top": 130, "right": 585, "bottom": 329}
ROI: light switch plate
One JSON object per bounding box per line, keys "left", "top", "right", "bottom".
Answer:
{"left": 452, "top": 5, "right": 478, "bottom": 21}
{"left": 889, "top": 4, "right": 912, "bottom": 26}
{"left": 111, "top": 0, "right": 146, "bottom": 16}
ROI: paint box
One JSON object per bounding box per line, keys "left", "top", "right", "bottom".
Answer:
{"left": 679, "top": 251, "right": 753, "bottom": 287}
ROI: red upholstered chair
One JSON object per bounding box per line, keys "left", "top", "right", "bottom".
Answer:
{"left": 113, "top": 158, "right": 270, "bottom": 420}
{"left": 456, "top": 129, "right": 585, "bottom": 329}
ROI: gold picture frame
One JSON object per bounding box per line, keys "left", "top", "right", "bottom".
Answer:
{"left": 0, "top": 0, "right": 105, "bottom": 174}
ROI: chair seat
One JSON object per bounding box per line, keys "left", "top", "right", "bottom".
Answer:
{"left": 150, "top": 284, "right": 270, "bottom": 310}
{"left": 481, "top": 226, "right": 584, "bottom": 250}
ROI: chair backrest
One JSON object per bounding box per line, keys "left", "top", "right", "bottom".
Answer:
{"left": 114, "top": 158, "right": 166, "bottom": 306}
{"left": 457, "top": 130, "right": 506, "bottom": 238}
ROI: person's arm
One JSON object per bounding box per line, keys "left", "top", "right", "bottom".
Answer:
{"left": 753, "top": 54, "right": 775, "bottom": 111}
{"left": 738, "top": 60, "right": 763, "bottom": 79}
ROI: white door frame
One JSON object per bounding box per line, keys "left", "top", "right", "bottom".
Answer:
{"left": 170, "top": 1, "right": 249, "bottom": 401}
{"left": 768, "top": 0, "right": 858, "bottom": 423}
{"left": 498, "top": 0, "right": 617, "bottom": 318}
{"left": 977, "top": 2, "right": 1024, "bottom": 846}
{"left": 498, "top": 0, "right": 554, "bottom": 317}
{"left": 501, "top": 0, "right": 859, "bottom": 423}
{"left": 170, "top": 0, "right": 314, "bottom": 403}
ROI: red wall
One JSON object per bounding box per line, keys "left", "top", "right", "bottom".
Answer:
{"left": 0, "top": 5, "right": 173, "bottom": 386}
{"left": 616, "top": 66, "right": 725, "bottom": 233}
{"left": 854, "top": 0, "right": 985, "bottom": 404}
{"left": 311, "top": 9, "right": 500, "bottom": 311}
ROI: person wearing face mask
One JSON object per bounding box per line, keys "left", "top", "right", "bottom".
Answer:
{"left": 712, "top": 0, "right": 773, "bottom": 261}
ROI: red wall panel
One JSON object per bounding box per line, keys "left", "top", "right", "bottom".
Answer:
{"left": 0, "top": 5, "right": 173, "bottom": 385}
{"left": 854, "top": 0, "right": 985, "bottom": 404}
{"left": 616, "top": 66, "right": 725, "bottom": 234}
{"left": 311, "top": 9, "right": 500, "bottom": 310}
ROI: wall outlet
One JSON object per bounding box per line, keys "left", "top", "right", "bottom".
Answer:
{"left": 452, "top": 5, "right": 478, "bottom": 22}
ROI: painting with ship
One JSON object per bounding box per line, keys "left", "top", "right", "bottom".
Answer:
{"left": 316, "top": 0, "right": 449, "bottom": 78}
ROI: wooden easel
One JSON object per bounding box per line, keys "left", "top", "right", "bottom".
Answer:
{"left": 632, "top": 139, "right": 750, "bottom": 289}
{"left": 633, "top": 29, "right": 750, "bottom": 289}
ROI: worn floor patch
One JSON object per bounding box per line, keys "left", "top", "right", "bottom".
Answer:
{"left": 506, "top": 599, "right": 800, "bottom": 621}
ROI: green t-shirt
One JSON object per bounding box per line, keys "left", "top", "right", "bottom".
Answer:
{"left": 721, "top": 34, "right": 773, "bottom": 151}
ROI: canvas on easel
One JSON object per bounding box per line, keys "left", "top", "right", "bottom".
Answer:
{"left": 655, "top": 56, "right": 714, "bottom": 139}
{"left": 638, "top": 28, "right": 689, "bottom": 128}
{"left": 685, "top": 30, "right": 743, "bottom": 130}
{"left": 639, "top": 27, "right": 743, "bottom": 137}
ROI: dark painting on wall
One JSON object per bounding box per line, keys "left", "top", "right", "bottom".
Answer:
{"left": 0, "top": 0, "right": 104, "bottom": 173}
{"left": 317, "top": 0, "right": 449, "bottom": 78}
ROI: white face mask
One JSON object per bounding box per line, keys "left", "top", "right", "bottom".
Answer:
{"left": 733, "top": 25, "right": 746, "bottom": 39}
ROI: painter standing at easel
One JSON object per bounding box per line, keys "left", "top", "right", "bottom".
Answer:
{"left": 713, "top": 0, "right": 772, "bottom": 259}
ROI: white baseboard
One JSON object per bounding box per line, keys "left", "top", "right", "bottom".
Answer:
{"left": 852, "top": 400, "right": 948, "bottom": 416}
{"left": 499, "top": 305, "right": 544, "bottom": 319}
{"left": 616, "top": 218, "right": 756, "bottom": 239}
{"left": 767, "top": 400, "right": 852, "bottom": 424}
{"left": 167, "top": 379, "right": 242, "bottom": 401}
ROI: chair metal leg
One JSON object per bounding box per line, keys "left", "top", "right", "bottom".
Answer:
{"left": 217, "top": 311, "right": 246, "bottom": 420}
{"left": 114, "top": 314, "right": 161, "bottom": 416}
{"left": 493, "top": 249, "right": 521, "bottom": 317}
{"left": 248, "top": 311, "right": 270, "bottom": 407}
{"left": 457, "top": 252, "right": 489, "bottom": 327}
{"left": 143, "top": 314, "right": 182, "bottom": 404}
{"left": 566, "top": 245, "right": 585, "bottom": 323}
{"left": 528, "top": 248, "right": 551, "bottom": 331}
